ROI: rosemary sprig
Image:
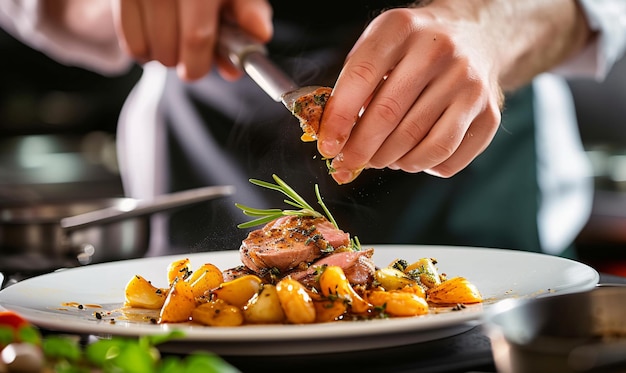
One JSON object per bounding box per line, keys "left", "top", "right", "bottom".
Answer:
{"left": 235, "top": 174, "right": 334, "bottom": 229}
{"left": 235, "top": 174, "right": 361, "bottom": 251}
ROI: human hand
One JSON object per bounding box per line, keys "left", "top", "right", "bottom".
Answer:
{"left": 110, "top": 0, "right": 273, "bottom": 81}
{"left": 317, "top": 5, "right": 504, "bottom": 184}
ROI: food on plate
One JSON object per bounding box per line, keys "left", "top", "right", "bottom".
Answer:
{"left": 124, "top": 175, "right": 482, "bottom": 326}
{"left": 291, "top": 86, "right": 332, "bottom": 142}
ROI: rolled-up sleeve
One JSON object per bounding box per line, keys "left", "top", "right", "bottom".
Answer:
{"left": 556, "top": 0, "right": 626, "bottom": 80}
{"left": 0, "top": 0, "right": 132, "bottom": 76}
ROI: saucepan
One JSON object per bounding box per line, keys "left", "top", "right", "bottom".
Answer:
{"left": 0, "top": 185, "right": 234, "bottom": 273}
{"left": 483, "top": 286, "right": 626, "bottom": 373}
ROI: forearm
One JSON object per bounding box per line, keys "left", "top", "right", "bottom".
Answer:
{"left": 428, "top": 0, "right": 594, "bottom": 91}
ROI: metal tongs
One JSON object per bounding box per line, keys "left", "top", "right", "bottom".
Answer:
{"left": 217, "top": 24, "right": 322, "bottom": 111}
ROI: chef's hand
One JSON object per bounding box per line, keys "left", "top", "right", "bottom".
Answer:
{"left": 317, "top": 0, "right": 590, "bottom": 185}
{"left": 111, "top": 0, "right": 273, "bottom": 81}
{"left": 317, "top": 4, "right": 502, "bottom": 184}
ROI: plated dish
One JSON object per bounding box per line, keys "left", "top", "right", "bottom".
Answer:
{"left": 0, "top": 245, "right": 598, "bottom": 355}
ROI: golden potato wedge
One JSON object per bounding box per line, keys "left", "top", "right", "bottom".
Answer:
{"left": 276, "top": 277, "right": 316, "bottom": 324}
{"left": 244, "top": 284, "right": 286, "bottom": 324}
{"left": 124, "top": 275, "right": 168, "bottom": 309}
{"left": 374, "top": 267, "right": 417, "bottom": 291}
{"left": 159, "top": 278, "right": 196, "bottom": 323}
{"left": 399, "top": 283, "right": 426, "bottom": 299}
{"left": 367, "top": 290, "right": 429, "bottom": 317}
{"left": 187, "top": 263, "right": 224, "bottom": 299}
{"left": 426, "top": 276, "right": 483, "bottom": 304}
{"left": 167, "top": 258, "right": 191, "bottom": 285}
{"left": 312, "top": 297, "right": 347, "bottom": 323}
{"left": 191, "top": 300, "right": 244, "bottom": 327}
{"left": 404, "top": 258, "right": 442, "bottom": 288}
{"left": 318, "top": 266, "right": 371, "bottom": 314}
{"left": 211, "top": 275, "right": 262, "bottom": 308}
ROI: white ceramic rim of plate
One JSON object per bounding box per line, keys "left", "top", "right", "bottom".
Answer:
{"left": 0, "top": 245, "right": 599, "bottom": 348}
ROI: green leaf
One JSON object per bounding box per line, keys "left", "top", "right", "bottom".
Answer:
{"left": 85, "top": 338, "right": 122, "bottom": 365}
{"left": 145, "top": 329, "right": 186, "bottom": 346}
{"left": 183, "top": 352, "right": 241, "bottom": 373}
{"left": 110, "top": 342, "right": 156, "bottom": 373}
{"left": 235, "top": 174, "right": 334, "bottom": 229}
{"left": 42, "top": 335, "right": 81, "bottom": 362}
{"left": 17, "top": 325, "right": 41, "bottom": 345}
{"left": 52, "top": 359, "right": 89, "bottom": 373}
{"left": 236, "top": 214, "right": 283, "bottom": 229}
{"left": 158, "top": 356, "right": 184, "bottom": 373}
{"left": 0, "top": 325, "right": 14, "bottom": 345}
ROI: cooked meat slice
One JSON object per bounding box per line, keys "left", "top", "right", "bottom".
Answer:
{"left": 292, "top": 86, "right": 332, "bottom": 142}
{"left": 288, "top": 248, "right": 375, "bottom": 288}
{"left": 239, "top": 215, "right": 350, "bottom": 274}
{"left": 222, "top": 265, "right": 255, "bottom": 283}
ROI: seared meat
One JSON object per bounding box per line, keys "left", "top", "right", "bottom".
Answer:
{"left": 292, "top": 86, "right": 332, "bottom": 142}
{"left": 288, "top": 248, "right": 375, "bottom": 287}
{"left": 222, "top": 265, "right": 255, "bottom": 283}
{"left": 239, "top": 215, "right": 350, "bottom": 274}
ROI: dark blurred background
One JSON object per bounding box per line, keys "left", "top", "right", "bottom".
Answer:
{"left": 568, "top": 57, "right": 626, "bottom": 276}
{"left": 0, "top": 28, "right": 141, "bottom": 203}
{"left": 0, "top": 27, "right": 625, "bottom": 275}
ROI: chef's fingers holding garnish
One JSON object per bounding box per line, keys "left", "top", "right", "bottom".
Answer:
{"left": 111, "top": 0, "right": 272, "bottom": 82}
{"left": 317, "top": 6, "right": 503, "bottom": 185}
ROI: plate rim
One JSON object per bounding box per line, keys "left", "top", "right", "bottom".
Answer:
{"left": 0, "top": 245, "right": 599, "bottom": 353}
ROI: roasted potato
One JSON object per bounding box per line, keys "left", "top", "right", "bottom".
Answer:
{"left": 159, "top": 278, "right": 196, "bottom": 323}
{"left": 404, "top": 258, "right": 442, "bottom": 288}
{"left": 187, "top": 263, "right": 224, "bottom": 299}
{"left": 367, "top": 290, "right": 429, "bottom": 317}
{"left": 211, "top": 274, "right": 262, "bottom": 308}
{"left": 318, "top": 266, "right": 371, "bottom": 314}
{"left": 427, "top": 276, "right": 483, "bottom": 304}
{"left": 124, "top": 275, "right": 168, "bottom": 309}
{"left": 191, "top": 300, "right": 244, "bottom": 327}
{"left": 243, "top": 284, "right": 285, "bottom": 324}
{"left": 312, "top": 297, "right": 347, "bottom": 323}
{"left": 167, "top": 258, "right": 191, "bottom": 285}
{"left": 375, "top": 267, "right": 417, "bottom": 291}
{"left": 276, "top": 277, "right": 316, "bottom": 324}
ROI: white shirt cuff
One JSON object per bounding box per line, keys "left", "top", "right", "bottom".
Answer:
{"left": 0, "top": 0, "right": 132, "bottom": 75}
{"left": 555, "top": 0, "right": 626, "bottom": 80}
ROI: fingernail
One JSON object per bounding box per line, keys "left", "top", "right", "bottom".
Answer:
{"left": 331, "top": 168, "right": 363, "bottom": 185}
{"left": 319, "top": 139, "right": 341, "bottom": 158}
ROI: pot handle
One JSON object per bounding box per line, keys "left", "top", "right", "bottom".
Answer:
{"left": 59, "top": 185, "right": 235, "bottom": 231}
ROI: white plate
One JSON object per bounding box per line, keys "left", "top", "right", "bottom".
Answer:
{"left": 0, "top": 245, "right": 598, "bottom": 355}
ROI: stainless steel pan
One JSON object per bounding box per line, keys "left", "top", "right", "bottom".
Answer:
{"left": 484, "top": 286, "right": 626, "bottom": 373}
{"left": 0, "top": 185, "right": 234, "bottom": 272}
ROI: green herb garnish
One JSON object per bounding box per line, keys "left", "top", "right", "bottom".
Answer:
{"left": 1, "top": 325, "right": 238, "bottom": 373}
{"left": 235, "top": 174, "right": 338, "bottom": 229}
{"left": 235, "top": 174, "right": 361, "bottom": 251}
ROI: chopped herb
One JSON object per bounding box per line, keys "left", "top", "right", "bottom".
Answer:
{"left": 324, "top": 158, "right": 336, "bottom": 173}
{"left": 313, "top": 93, "right": 328, "bottom": 107}
{"left": 391, "top": 259, "right": 409, "bottom": 272}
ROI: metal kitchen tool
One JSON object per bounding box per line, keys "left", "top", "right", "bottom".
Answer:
{"left": 484, "top": 286, "right": 626, "bottom": 373}
{"left": 60, "top": 185, "right": 235, "bottom": 230}
{"left": 0, "top": 185, "right": 235, "bottom": 269}
{"left": 217, "top": 24, "right": 322, "bottom": 111}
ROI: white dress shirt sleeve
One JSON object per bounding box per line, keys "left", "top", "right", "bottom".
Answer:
{"left": 555, "top": 0, "right": 626, "bottom": 80}
{"left": 0, "top": 0, "right": 132, "bottom": 76}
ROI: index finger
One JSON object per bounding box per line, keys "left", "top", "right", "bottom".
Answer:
{"left": 177, "top": 0, "right": 221, "bottom": 81}
{"left": 316, "top": 27, "right": 394, "bottom": 159}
